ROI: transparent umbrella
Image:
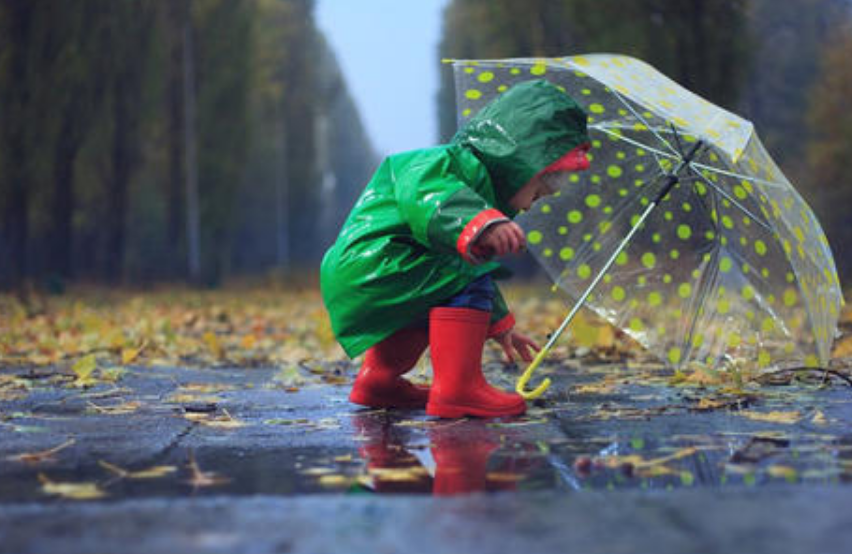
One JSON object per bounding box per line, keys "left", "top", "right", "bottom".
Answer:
{"left": 449, "top": 54, "right": 843, "bottom": 398}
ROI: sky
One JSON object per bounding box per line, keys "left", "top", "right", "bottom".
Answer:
{"left": 315, "top": 0, "right": 451, "bottom": 156}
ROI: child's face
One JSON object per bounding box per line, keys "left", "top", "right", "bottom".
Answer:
{"left": 509, "top": 145, "right": 591, "bottom": 212}
{"left": 508, "top": 173, "right": 559, "bottom": 212}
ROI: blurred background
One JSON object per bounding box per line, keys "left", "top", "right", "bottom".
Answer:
{"left": 1, "top": 0, "right": 851, "bottom": 291}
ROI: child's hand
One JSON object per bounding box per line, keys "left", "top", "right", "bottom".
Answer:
{"left": 494, "top": 328, "right": 540, "bottom": 364}
{"left": 474, "top": 221, "right": 526, "bottom": 260}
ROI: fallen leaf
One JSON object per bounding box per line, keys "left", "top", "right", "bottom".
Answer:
{"left": 185, "top": 451, "right": 229, "bottom": 488}
{"left": 203, "top": 331, "right": 225, "bottom": 360}
{"left": 87, "top": 400, "right": 142, "bottom": 415}
{"left": 38, "top": 473, "right": 106, "bottom": 500}
{"left": 99, "top": 460, "right": 177, "bottom": 479}
{"left": 767, "top": 465, "right": 798, "bottom": 482}
{"left": 736, "top": 410, "right": 802, "bottom": 424}
{"left": 121, "top": 341, "right": 147, "bottom": 365}
{"left": 7, "top": 439, "right": 75, "bottom": 464}
{"left": 71, "top": 354, "right": 98, "bottom": 388}
{"left": 184, "top": 408, "right": 245, "bottom": 429}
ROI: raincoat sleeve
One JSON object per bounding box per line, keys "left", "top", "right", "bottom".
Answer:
{"left": 488, "top": 284, "right": 515, "bottom": 338}
{"left": 394, "top": 152, "right": 509, "bottom": 264}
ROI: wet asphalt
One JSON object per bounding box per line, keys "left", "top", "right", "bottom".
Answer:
{"left": 2, "top": 361, "right": 852, "bottom": 554}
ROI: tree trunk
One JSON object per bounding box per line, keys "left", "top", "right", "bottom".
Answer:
{"left": 47, "top": 116, "right": 81, "bottom": 282}
{"left": 183, "top": 8, "right": 201, "bottom": 283}
{"left": 104, "top": 83, "right": 131, "bottom": 284}
{"left": 0, "top": 0, "right": 34, "bottom": 290}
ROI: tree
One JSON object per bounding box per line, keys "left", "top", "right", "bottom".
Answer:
{"left": 438, "top": 0, "right": 752, "bottom": 141}
{"left": 807, "top": 23, "right": 852, "bottom": 276}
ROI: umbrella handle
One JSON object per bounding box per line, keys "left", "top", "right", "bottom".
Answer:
{"left": 515, "top": 346, "right": 552, "bottom": 399}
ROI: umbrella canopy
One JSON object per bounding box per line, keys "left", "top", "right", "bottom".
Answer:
{"left": 449, "top": 54, "right": 842, "bottom": 379}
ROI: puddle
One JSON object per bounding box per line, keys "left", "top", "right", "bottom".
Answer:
{"left": 5, "top": 410, "right": 851, "bottom": 503}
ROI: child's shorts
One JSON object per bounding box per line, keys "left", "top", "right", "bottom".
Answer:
{"left": 439, "top": 275, "right": 494, "bottom": 312}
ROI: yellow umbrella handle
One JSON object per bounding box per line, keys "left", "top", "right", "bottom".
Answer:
{"left": 515, "top": 346, "right": 552, "bottom": 399}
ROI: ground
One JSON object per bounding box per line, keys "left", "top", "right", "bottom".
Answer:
{"left": 2, "top": 283, "right": 852, "bottom": 554}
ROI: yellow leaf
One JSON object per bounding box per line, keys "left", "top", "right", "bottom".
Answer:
{"left": 99, "top": 460, "right": 177, "bottom": 479}
{"left": 240, "top": 334, "right": 257, "bottom": 349}
{"left": 203, "top": 331, "right": 224, "bottom": 359}
{"left": 38, "top": 473, "right": 106, "bottom": 500}
{"left": 767, "top": 465, "right": 798, "bottom": 481}
{"left": 71, "top": 354, "right": 98, "bottom": 387}
{"left": 121, "top": 342, "right": 146, "bottom": 365}
{"left": 737, "top": 410, "right": 802, "bottom": 424}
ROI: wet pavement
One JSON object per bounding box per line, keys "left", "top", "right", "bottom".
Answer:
{"left": 2, "top": 360, "right": 852, "bottom": 553}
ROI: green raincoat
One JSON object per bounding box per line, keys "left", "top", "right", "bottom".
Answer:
{"left": 321, "top": 80, "right": 589, "bottom": 358}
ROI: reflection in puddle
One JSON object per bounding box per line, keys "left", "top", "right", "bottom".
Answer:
{"left": 333, "top": 412, "right": 852, "bottom": 495}
{"left": 350, "top": 413, "right": 541, "bottom": 495}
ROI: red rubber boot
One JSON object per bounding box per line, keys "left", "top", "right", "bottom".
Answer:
{"left": 349, "top": 326, "right": 430, "bottom": 409}
{"left": 426, "top": 307, "right": 526, "bottom": 418}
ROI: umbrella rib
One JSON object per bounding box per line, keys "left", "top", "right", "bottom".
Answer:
{"left": 687, "top": 166, "right": 775, "bottom": 235}
{"left": 690, "top": 162, "right": 786, "bottom": 190}
{"left": 609, "top": 88, "right": 680, "bottom": 157}
{"left": 591, "top": 125, "right": 678, "bottom": 161}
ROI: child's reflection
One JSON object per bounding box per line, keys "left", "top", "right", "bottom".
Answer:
{"left": 352, "top": 412, "right": 534, "bottom": 495}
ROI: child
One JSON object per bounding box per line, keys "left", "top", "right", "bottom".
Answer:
{"left": 321, "top": 79, "right": 590, "bottom": 418}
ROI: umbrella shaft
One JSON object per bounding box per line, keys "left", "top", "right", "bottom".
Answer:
{"left": 542, "top": 140, "right": 704, "bottom": 353}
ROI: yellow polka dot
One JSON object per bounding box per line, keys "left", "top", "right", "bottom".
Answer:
{"left": 585, "top": 194, "right": 602, "bottom": 208}
{"left": 722, "top": 215, "right": 734, "bottom": 229}
{"left": 668, "top": 347, "right": 682, "bottom": 364}
{"left": 541, "top": 204, "right": 551, "bottom": 214}
{"left": 754, "top": 240, "right": 767, "bottom": 256}
{"left": 616, "top": 252, "right": 628, "bottom": 266}
{"left": 648, "top": 291, "right": 662, "bottom": 306}
{"left": 611, "top": 286, "right": 626, "bottom": 302}
{"left": 741, "top": 286, "right": 755, "bottom": 300}
{"left": 783, "top": 288, "right": 798, "bottom": 307}
{"left": 718, "top": 298, "right": 730, "bottom": 314}
{"left": 543, "top": 248, "right": 553, "bottom": 257}
{"left": 559, "top": 247, "right": 575, "bottom": 261}
{"left": 805, "top": 354, "right": 819, "bottom": 368}
{"left": 607, "top": 165, "right": 623, "bottom": 178}
{"left": 530, "top": 63, "right": 547, "bottom": 75}
{"left": 567, "top": 210, "right": 583, "bottom": 224}
{"left": 678, "top": 283, "right": 692, "bottom": 298}
{"left": 641, "top": 252, "right": 656, "bottom": 269}
{"left": 630, "top": 318, "right": 644, "bottom": 332}
{"left": 528, "top": 230, "right": 543, "bottom": 244}
{"left": 677, "top": 224, "right": 692, "bottom": 240}
{"left": 465, "top": 89, "right": 482, "bottom": 100}
{"left": 478, "top": 71, "right": 494, "bottom": 83}
{"left": 758, "top": 350, "right": 771, "bottom": 367}
{"left": 720, "top": 257, "right": 733, "bottom": 273}
{"left": 761, "top": 318, "right": 775, "bottom": 333}
{"left": 577, "top": 264, "right": 592, "bottom": 279}
{"left": 728, "top": 333, "right": 742, "bottom": 347}
{"left": 589, "top": 103, "right": 605, "bottom": 114}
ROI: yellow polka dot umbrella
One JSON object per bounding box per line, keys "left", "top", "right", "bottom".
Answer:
{"left": 448, "top": 54, "right": 843, "bottom": 399}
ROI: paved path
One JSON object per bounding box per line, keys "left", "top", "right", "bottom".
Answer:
{"left": 2, "top": 362, "right": 852, "bottom": 553}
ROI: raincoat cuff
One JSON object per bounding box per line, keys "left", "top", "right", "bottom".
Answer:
{"left": 457, "top": 208, "right": 509, "bottom": 264}
{"left": 488, "top": 313, "right": 515, "bottom": 339}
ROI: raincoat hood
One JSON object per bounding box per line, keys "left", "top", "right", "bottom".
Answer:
{"left": 452, "top": 79, "right": 589, "bottom": 214}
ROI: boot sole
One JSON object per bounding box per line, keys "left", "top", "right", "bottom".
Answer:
{"left": 425, "top": 400, "right": 526, "bottom": 419}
